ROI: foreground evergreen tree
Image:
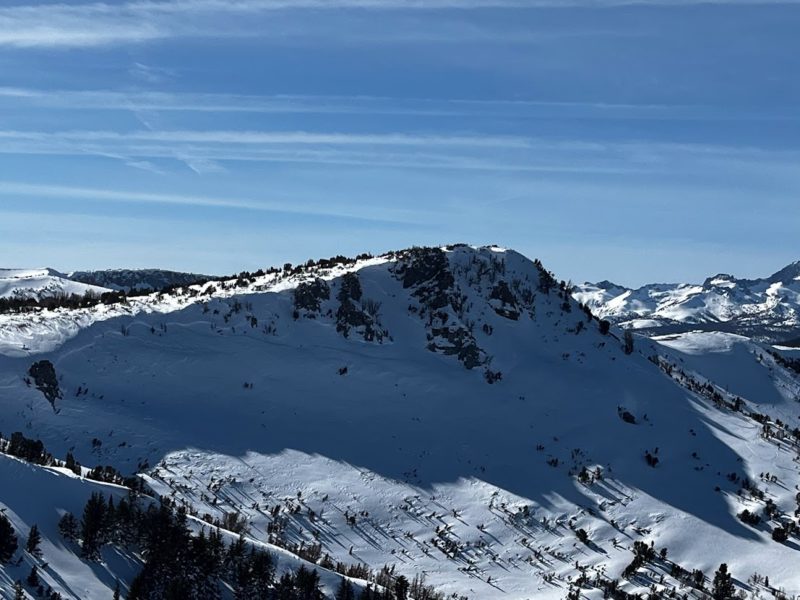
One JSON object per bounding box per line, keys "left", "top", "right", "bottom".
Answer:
{"left": 394, "top": 575, "right": 410, "bottom": 600}
{"left": 58, "top": 513, "right": 79, "bottom": 541}
{"left": 335, "top": 578, "right": 356, "bottom": 600}
{"left": 81, "top": 493, "right": 107, "bottom": 559}
{"left": 26, "top": 564, "right": 40, "bottom": 587}
{"left": 26, "top": 523, "right": 42, "bottom": 558}
{"left": 712, "top": 563, "right": 735, "bottom": 599}
{"left": 0, "top": 512, "right": 18, "bottom": 563}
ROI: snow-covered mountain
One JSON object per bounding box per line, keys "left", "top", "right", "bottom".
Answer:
{"left": 0, "top": 268, "right": 211, "bottom": 310}
{"left": 574, "top": 261, "right": 800, "bottom": 343}
{"left": 68, "top": 269, "right": 211, "bottom": 293}
{"left": 0, "top": 268, "right": 108, "bottom": 301}
{"left": 2, "top": 246, "right": 800, "bottom": 600}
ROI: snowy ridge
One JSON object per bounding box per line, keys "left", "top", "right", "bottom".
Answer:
{"left": 0, "top": 268, "right": 109, "bottom": 302}
{"left": 574, "top": 261, "right": 800, "bottom": 342}
{"left": 1, "top": 246, "right": 800, "bottom": 599}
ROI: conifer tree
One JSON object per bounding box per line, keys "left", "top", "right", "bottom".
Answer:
{"left": 394, "top": 575, "right": 410, "bottom": 600}
{"left": 623, "top": 330, "right": 635, "bottom": 355}
{"left": 0, "top": 513, "right": 18, "bottom": 563}
{"left": 58, "top": 513, "right": 78, "bottom": 541}
{"left": 335, "top": 578, "right": 356, "bottom": 600}
{"left": 64, "top": 452, "right": 81, "bottom": 476}
{"left": 26, "top": 524, "right": 42, "bottom": 558}
{"left": 26, "top": 565, "right": 39, "bottom": 587}
{"left": 712, "top": 563, "right": 735, "bottom": 599}
{"left": 81, "top": 493, "right": 107, "bottom": 559}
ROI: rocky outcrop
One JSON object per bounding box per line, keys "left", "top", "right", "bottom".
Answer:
{"left": 394, "top": 248, "right": 487, "bottom": 371}
{"left": 335, "top": 273, "right": 388, "bottom": 343}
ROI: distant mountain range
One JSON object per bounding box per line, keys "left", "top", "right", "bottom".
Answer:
{"left": 0, "top": 267, "right": 211, "bottom": 301}
{"left": 0, "top": 268, "right": 107, "bottom": 300}
{"left": 5, "top": 260, "right": 799, "bottom": 345}
{"left": 574, "top": 261, "right": 800, "bottom": 344}
{"left": 69, "top": 268, "right": 212, "bottom": 293}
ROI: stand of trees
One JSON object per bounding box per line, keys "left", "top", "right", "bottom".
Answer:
{"left": 58, "top": 492, "right": 324, "bottom": 600}
{"left": 60, "top": 492, "right": 446, "bottom": 600}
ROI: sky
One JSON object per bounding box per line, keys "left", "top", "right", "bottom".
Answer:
{"left": 0, "top": 0, "right": 798, "bottom": 286}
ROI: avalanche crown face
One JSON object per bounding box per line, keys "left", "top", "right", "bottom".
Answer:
{"left": 2, "top": 245, "right": 800, "bottom": 599}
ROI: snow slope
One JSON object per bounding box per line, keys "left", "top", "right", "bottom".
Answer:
{"left": 0, "top": 454, "right": 137, "bottom": 599}
{"left": 0, "top": 453, "right": 370, "bottom": 600}
{"left": 574, "top": 262, "right": 800, "bottom": 342}
{"left": 0, "top": 269, "right": 108, "bottom": 301}
{"left": 2, "top": 246, "right": 800, "bottom": 599}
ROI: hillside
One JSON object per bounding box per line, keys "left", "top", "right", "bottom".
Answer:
{"left": 574, "top": 262, "right": 800, "bottom": 343}
{"left": 0, "top": 269, "right": 108, "bottom": 302}
{"left": 68, "top": 269, "right": 211, "bottom": 293}
{"left": 1, "top": 246, "right": 800, "bottom": 599}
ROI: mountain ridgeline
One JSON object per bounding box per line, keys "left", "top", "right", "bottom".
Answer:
{"left": 574, "top": 261, "right": 800, "bottom": 343}
{"left": 1, "top": 245, "right": 800, "bottom": 600}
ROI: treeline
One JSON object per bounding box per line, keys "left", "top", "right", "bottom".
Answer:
{"left": 0, "top": 253, "right": 380, "bottom": 315}
{"left": 0, "top": 290, "right": 130, "bottom": 314}
{"left": 2, "top": 432, "right": 459, "bottom": 600}
{"left": 59, "top": 492, "right": 323, "bottom": 599}
{"left": 0, "top": 431, "right": 142, "bottom": 489}
{"left": 768, "top": 349, "right": 800, "bottom": 376}
{"left": 60, "top": 492, "right": 437, "bottom": 600}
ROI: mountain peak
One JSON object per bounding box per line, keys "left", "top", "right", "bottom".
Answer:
{"left": 766, "top": 260, "right": 800, "bottom": 284}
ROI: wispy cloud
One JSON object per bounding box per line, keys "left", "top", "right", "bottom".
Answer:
{"left": 1, "top": 129, "right": 527, "bottom": 148}
{"left": 176, "top": 155, "right": 227, "bottom": 174}
{"left": 0, "top": 127, "right": 650, "bottom": 174}
{"left": 0, "top": 0, "right": 796, "bottom": 48}
{"left": 129, "top": 62, "right": 177, "bottom": 84}
{"left": 2, "top": 87, "right": 795, "bottom": 123}
{"left": 0, "top": 127, "right": 794, "bottom": 177}
{"left": 0, "top": 181, "right": 428, "bottom": 225}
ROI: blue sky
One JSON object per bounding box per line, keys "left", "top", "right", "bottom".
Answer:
{"left": 0, "top": 0, "right": 798, "bottom": 286}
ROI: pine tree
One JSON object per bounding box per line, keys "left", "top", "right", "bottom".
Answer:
{"left": 58, "top": 513, "right": 79, "bottom": 541}
{"left": 64, "top": 452, "right": 81, "bottom": 476}
{"left": 0, "top": 513, "right": 18, "bottom": 563}
{"left": 335, "top": 578, "right": 356, "bottom": 600}
{"left": 623, "top": 330, "right": 635, "bottom": 355}
{"left": 294, "top": 565, "right": 322, "bottom": 599}
{"left": 712, "top": 563, "right": 735, "bottom": 599}
{"left": 26, "top": 565, "right": 39, "bottom": 587}
{"left": 81, "top": 493, "right": 107, "bottom": 559}
{"left": 26, "top": 524, "right": 42, "bottom": 558}
{"left": 394, "top": 575, "right": 410, "bottom": 600}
